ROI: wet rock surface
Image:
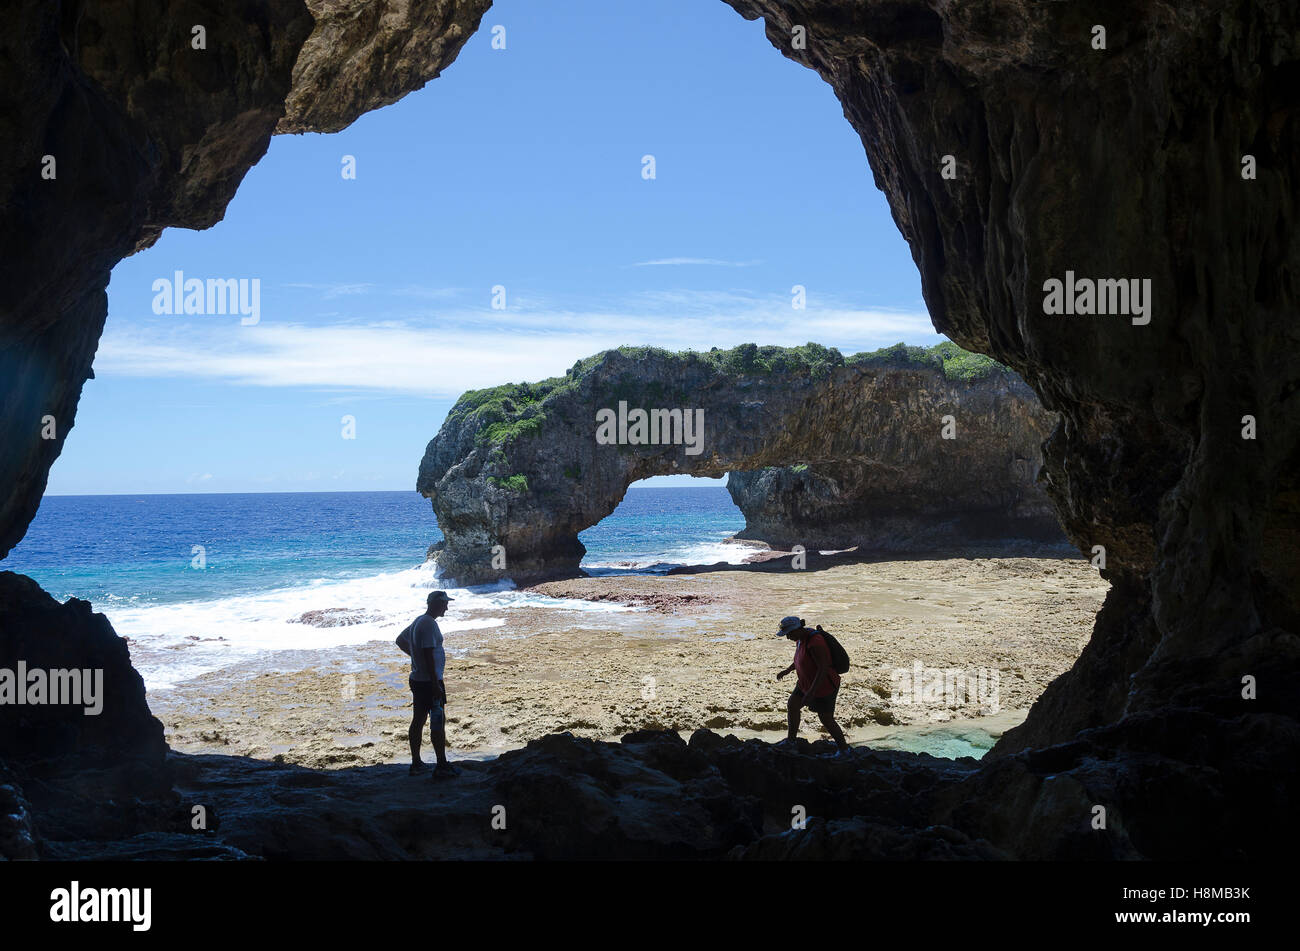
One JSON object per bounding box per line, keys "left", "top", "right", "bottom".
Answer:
{"left": 291, "top": 608, "right": 383, "bottom": 628}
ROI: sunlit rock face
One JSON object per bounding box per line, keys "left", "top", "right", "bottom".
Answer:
{"left": 415, "top": 343, "right": 1058, "bottom": 585}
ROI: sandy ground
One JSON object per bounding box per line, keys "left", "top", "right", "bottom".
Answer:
{"left": 148, "top": 546, "right": 1108, "bottom": 769}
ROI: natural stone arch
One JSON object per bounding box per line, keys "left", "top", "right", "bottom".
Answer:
{"left": 417, "top": 342, "right": 1059, "bottom": 584}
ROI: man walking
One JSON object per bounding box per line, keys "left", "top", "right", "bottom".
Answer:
{"left": 775, "top": 615, "right": 850, "bottom": 756}
{"left": 403, "top": 590, "right": 460, "bottom": 778}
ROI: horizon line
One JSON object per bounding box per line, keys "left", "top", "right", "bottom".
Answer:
{"left": 40, "top": 484, "right": 729, "bottom": 498}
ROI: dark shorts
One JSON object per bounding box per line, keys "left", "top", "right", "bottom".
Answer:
{"left": 410, "top": 677, "right": 445, "bottom": 727}
{"left": 791, "top": 685, "right": 838, "bottom": 716}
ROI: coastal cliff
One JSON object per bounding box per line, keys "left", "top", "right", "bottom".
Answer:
{"left": 417, "top": 341, "right": 1060, "bottom": 584}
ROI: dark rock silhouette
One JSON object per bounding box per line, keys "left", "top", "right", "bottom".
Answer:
{"left": 0, "top": 572, "right": 165, "bottom": 773}
{"left": 23, "top": 725, "right": 1292, "bottom": 860}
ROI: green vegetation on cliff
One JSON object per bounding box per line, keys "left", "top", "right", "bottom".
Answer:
{"left": 847, "top": 340, "right": 1006, "bottom": 381}
{"left": 444, "top": 381, "right": 555, "bottom": 450}
{"left": 487, "top": 474, "right": 530, "bottom": 492}
{"left": 447, "top": 340, "right": 1006, "bottom": 448}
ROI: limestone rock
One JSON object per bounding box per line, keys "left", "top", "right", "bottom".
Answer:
{"left": 417, "top": 341, "right": 1059, "bottom": 584}
{"left": 0, "top": 767, "right": 39, "bottom": 860}
{"left": 279, "top": 0, "right": 492, "bottom": 134}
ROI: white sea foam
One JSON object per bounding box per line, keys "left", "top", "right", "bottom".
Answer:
{"left": 112, "top": 560, "right": 631, "bottom": 691}
{"left": 584, "top": 536, "right": 756, "bottom": 572}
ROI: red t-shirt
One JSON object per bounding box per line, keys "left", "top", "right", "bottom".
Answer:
{"left": 794, "top": 633, "right": 840, "bottom": 697}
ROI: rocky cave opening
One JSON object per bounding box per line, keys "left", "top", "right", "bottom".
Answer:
{"left": 1, "top": 0, "right": 1296, "bottom": 860}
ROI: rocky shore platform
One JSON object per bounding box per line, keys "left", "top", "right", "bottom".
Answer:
{"left": 149, "top": 546, "right": 1105, "bottom": 767}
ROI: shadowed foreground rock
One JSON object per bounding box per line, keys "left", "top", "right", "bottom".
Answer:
{"left": 20, "top": 726, "right": 1297, "bottom": 861}
{"left": 0, "top": 572, "right": 165, "bottom": 773}
{"left": 417, "top": 342, "right": 1059, "bottom": 584}
{"left": 0, "top": 571, "right": 182, "bottom": 858}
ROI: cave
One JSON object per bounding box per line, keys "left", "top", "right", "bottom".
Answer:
{"left": 1, "top": 0, "right": 1297, "bottom": 862}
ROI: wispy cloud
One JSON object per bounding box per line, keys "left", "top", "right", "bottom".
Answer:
{"left": 391, "top": 284, "right": 466, "bottom": 300}
{"left": 630, "top": 257, "right": 761, "bottom": 268}
{"left": 97, "top": 293, "right": 939, "bottom": 397}
{"left": 287, "top": 281, "right": 465, "bottom": 301}
{"left": 284, "top": 281, "right": 375, "bottom": 299}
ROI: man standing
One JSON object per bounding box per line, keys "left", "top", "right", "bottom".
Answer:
{"left": 775, "top": 615, "right": 850, "bottom": 756}
{"left": 404, "top": 590, "right": 460, "bottom": 778}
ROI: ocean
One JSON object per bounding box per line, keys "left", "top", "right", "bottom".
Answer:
{"left": 3, "top": 488, "right": 748, "bottom": 690}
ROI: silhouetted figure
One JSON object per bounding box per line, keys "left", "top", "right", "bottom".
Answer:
{"left": 775, "top": 615, "right": 850, "bottom": 755}
{"left": 398, "top": 590, "right": 461, "bottom": 778}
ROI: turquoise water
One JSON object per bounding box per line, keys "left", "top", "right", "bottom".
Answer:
{"left": 865, "top": 726, "right": 1000, "bottom": 760}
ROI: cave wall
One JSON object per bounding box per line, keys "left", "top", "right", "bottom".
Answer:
{"left": 722, "top": 0, "right": 1300, "bottom": 752}
{"left": 0, "top": 0, "right": 491, "bottom": 852}
{"left": 416, "top": 344, "right": 1057, "bottom": 584}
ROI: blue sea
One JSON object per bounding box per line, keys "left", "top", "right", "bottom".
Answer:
{"left": 3, "top": 488, "right": 749, "bottom": 689}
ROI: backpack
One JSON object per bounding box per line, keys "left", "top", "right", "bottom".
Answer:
{"left": 812, "top": 625, "right": 850, "bottom": 674}
{"left": 396, "top": 620, "right": 415, "bottom": 655}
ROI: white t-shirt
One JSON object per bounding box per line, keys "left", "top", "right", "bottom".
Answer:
{"left": 409, "top": 614, "right": 445, "bottom": 682}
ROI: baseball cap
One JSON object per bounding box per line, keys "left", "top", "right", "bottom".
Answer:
{"left": 427, "top": 590, "right": 454, "bottom": 604}
{"left": 777, "top": 615, "right": 803, "bottom": 636}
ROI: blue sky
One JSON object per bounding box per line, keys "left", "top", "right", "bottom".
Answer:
{"left": 52, "top": 0, "right": 938, "bottom": 496}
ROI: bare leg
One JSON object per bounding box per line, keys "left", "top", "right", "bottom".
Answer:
{"left": 409, "top": 706, "right": 429, "bottom": 762}
{"left": 818, "top": 709, "right": 849, "bottom": 750}
{"left": 786, "top": 691, "right": 802, "bottom": 741}
{"left": 431, "top": 722, "right": 448, "bottom": 765}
